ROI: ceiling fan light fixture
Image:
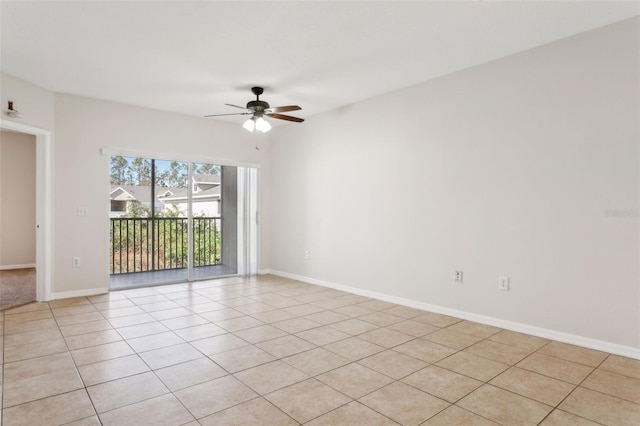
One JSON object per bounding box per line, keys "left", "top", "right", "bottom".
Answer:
{"left": 255, "top": 116, "right": 271, "bottom": 133}
{"left": 243, "top": 117, "right": 256, "bottom": 132}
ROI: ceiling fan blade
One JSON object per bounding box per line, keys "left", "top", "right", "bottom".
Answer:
{"left": 267, "top": 105, "right": 301, "bottom": 113}
{"left": 267, "top": 113, "right": 305, "bottom": 123}
{"left": 204, "top": 112, "right": 251, "bottom": 117}
{"left": 225, "top": 103, "right": 250, "bottom": 110}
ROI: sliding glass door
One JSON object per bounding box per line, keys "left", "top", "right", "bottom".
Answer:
{"left": 109, "top": 155, "right": 248, "bottom": 289}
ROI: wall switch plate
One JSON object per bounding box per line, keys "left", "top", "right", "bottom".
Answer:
{"left": 304, "top": 250, "right": 310, "bottom": 260}
{"left": 77, "top": 207, "right": 88, "bottom": 216}
{"left": 72, "top": 257, "right": 80, "bottom": 268}
{"left": 498, "top": 276, "right": 510, "bottom": 291}
{"left": 455, "top": 270, "right": 463, "bottom": 282}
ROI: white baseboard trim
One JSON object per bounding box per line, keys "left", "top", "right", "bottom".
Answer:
{"left": 51, "top": 287, "right": 108, "bottom": 300}
{"left": 0, "top": 263, "right": 36, "bottom": 270}
{"left": 266, "top": 269, "right": 640, "bottom": 360}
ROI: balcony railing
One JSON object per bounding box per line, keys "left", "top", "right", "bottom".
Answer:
{"left": 110, "top": 217, "right": 221, "bottom": 274}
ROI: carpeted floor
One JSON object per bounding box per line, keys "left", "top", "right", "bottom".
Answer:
{"left": 0, "top": 268, "right": 36, "bottom": 310}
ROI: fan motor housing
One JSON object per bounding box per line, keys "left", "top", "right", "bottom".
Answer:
{"left": 246, "top": 100, "right": 270, "bottom": 111}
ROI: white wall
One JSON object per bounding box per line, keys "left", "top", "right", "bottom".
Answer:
{"left": 54, "top": 94, "right": 269, "bottom": 294}
{"left": 0, "top": 73, "right": 55, "bottom": 130}
{"left": 267, "top": 18, "right": 640, "bottom": 351}
{"left": 0, "top": 131, "right": 36, "bottom": 267}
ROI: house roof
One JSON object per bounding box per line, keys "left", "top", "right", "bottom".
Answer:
{"left": 192, "top": 174, "right": 220, "bottom": 184}
{"left": 110, "top": 185, "right": 220, "bottom": 205}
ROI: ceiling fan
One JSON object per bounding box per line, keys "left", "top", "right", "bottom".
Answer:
{"left": 204, "top": 87, "right": 304, "bottom": 132}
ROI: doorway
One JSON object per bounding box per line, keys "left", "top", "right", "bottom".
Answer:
{"left": 0, "top": 119, "right": 53, "bottom": 302}
{"left": 108, "top": 155, "right": 255, "bottom": 289}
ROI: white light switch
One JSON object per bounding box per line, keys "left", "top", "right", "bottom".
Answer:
{"left": 77, "top": 207, "right": 88, "bottom": 216}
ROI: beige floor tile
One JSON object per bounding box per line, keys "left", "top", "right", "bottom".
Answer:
{"left": 189, "top": 333, "right": 249, "bottom": 355}
{"left": 436, "top": 351, "right": 509, "bottom": 382}
{"left": 393, "top": 338, "right": 457, "bottom": 363}
{"left": 403, "top": 365, "right": 482, "bottom": 403}
{"left": 332, "top": 304, "right": 375, "bottom": 317}
{"left": 464, "top": 339, "right": 531, "bottom": 365}
{"left": 265, "top": 378, "right": 352, "bottom": 423}
{"left": 581, "top": 368, "right": 640, "bottom": 404}
{"left": 2, "top": 389, "right": 95, "bottom": 426}
{"left": 91, "top": 300, "right": 136, "bottom": 311}
{"left": 295, "top": 325, "right": 350, "bottom": 346}
{"left": 3, "top": 337, "right": 68, "bottom": 363}
{"left": 138, "top": 342, "right": 203, "bottom": 369}
{"left": 316, "top": 363, "right": 394, "bottom": 399}
{"left": 87, "top": 371, "right": 169, "bottom": 413}
{"left": 235, "top": 360, "right": 309, "bottom": 394}
{"left": 489, "top": 367, "right": 575, "bottom": 406}
{"left": 360, "top": 381, "right": 449, "bottom": 425}
{"left": 423, "top": 405, "right": 500, "bottom": 425}
{"left": 175, "top": 375, "right": 257, "bottom": 418}
{"left": 160, "top": 314, "right": 209, "bottom": 330}
{"left": 358, "top": 328, "right": 414, "bottom": 348}
{"left": 4, "top": 302, "right": 50, "bottom": 315}
{"left": 199, "top": 397, "right": 298, "bottom": 426}
{"left": 70, "top": 341, "right": 135, "bottom": 366}
{"left": 65, "top": 329, "right": 123, "bottom": 350}
{"left": 106, "top": 313, "right": 156, "bottom": 328}
{"left": 488, "top": 329, "right": 550, "bottom": 352}
{"left": 357, "top": 300, "right": 398, "bottom": 312}
{"left": 209, "top": 345, "right": 276, "bottom": 373}
{"left": 59, "top": 319, "right": 113, "bottom": 338}
{"left": 311, "top": 297, "right": 356, "bottom": 310}
{"left": 234, "top": 302, "right": 277, "bottom": 315}
{"left": 3, "top": 328, "right": 62, "bottom": 347}
{"left": 359, "top": 311, "right": 404, "bottom": 327}
{"left": 98, "top": 393, "right": 194, "bottom": 426}
{"left": 155, "top": 357, "right": 227, "bottom": 391}
{"left": 540, "top": 409, "right": 601, "bottom": 425}
{"left": 115, "top": 321, "right": 169, "bottom": 339}
{"left": 250, "top": 309, "right": 298, "bottom": 323}
{"left": 537, "top": 341, "right": 608, "bottom": 367}
{"left": 88, "top": 293, "right": 127, "bottom": 303}
{"left": 304, "top": 310, "right": 349, "bottom": 325}
{"left": 55, "top": 311, "right": 104, "bottom": 327}
{"left": 359, "top": 350, "right": 427, "bottom": 380}
{"left": 3, "top": 367, "right": 84, "bottom": 407}
{"left": 125, "top": 331, "right": 184, "bottom": 352}
{"left": 559, "top": 387, "right": 640, "bottom": 426}
{"left": 283, "top": 347, "right": 349, "bottom": 376}
{"left": 77, "top": 354, "right": 150, "bottom": 386}
{"left": 307, "top": 400, "right": 398, "bottom": 425}
{"left": 49, "top": 297, "right": 91, "bottom": 308}
{"left": 52, "top": 304, "right": 98, "bottom": 317}
{"left": 257, "top": 335, "right": 316, "bottom": 358}
{"left": 517, "top": 353, "right": 594, "bottom": 384}
{"left": 383, "top": 305, "right": 425, "bottom": 319}
{"left": 599, "top": 354, "right": 640, "bottom": 380}
{"left": 235, "top": 324, "right": 289, "bottom": 343}
{"left": 272, "top": 317, "right": 322, "bottom": 334}
{"left": 284, "top": 304, "right": 325, "bottom": 316}
{"left": 412, "top": 311, "right": 462, "bottom": 327}
{"left": 217, "top": 315, "right": 265, "bottom": 331}
{"left": 3, "top": 352, "right": 76, "bottom": 382}
{"left": 458, "top": 385, "right": 552, "bottom": 425}
{"left": 423, "top": 328, "right": 484, "bottom": 350}
{"left": 446, "top": 320, "right": 502, "bottom": 338}
{"left": 141, "top": 301, "right": 183, "bottom": 313}
{"left": 65, "top": 415, "right": 102, "bottom": 426}
{"left": 3, "top": 318, "right": 58, "bottom": 335}
{"left": 323, "top": 337, "right": 385, "bottom": 361}
{"left": 386, "top": 319, "right": 439, "bottom": 337}
{"left": 328, "top": 318, "right": 379, "bottom": 335}
{"left": 172, "top": 323, "right": 226, "bottom": 341}
{"left": 100, "top": 306, "right": 146, "bottom": 319}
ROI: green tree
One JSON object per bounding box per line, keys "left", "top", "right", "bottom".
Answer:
{"left": 130, "top": 158, "right": 152, "bottom": 185}
{"left": 110, "top": 156, "right": 129, "bottom": 185}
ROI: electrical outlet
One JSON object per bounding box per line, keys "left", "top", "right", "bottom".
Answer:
{"left": 498, "top": 276, "right": 510, "bottom": 291}
{"left": 72, "top": 257, "right": 80, "bottom": 268}
{"left": 77, "top": 207, "right": 88, "bottom": 216}
{"left": 304, "top": 250, "right": 310, "bottom": 260}
{"left": 455, "top": 270, "right": 463, "bottom": 283}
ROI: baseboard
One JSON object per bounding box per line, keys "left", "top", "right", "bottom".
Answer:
{"left": 0, "top": 263, "right": 36, "bottom": 270}
{"left": 51, "top": 287, "right": 108, "bottom": 300}
{"left": 267, "top": 269, "right": 640, "bottom": 360}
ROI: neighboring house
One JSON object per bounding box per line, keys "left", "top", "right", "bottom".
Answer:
{"left": 110, "top": 174, "right": 221, "bottom": 217}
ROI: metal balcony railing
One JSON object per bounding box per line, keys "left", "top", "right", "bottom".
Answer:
{"left": 109, "top": 217, "right": 221, "bottom": 274}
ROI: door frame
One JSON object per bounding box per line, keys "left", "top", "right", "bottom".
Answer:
{"left": 0, "top": 119, "right": 53, "bottom": 301}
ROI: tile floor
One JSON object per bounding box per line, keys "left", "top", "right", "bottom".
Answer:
{"left": 1, "top": 274, "right": 639, "bottom": 425}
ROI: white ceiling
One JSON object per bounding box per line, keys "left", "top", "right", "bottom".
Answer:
{"left": 1, "top": 1, "right": 638, "bottom": 125}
